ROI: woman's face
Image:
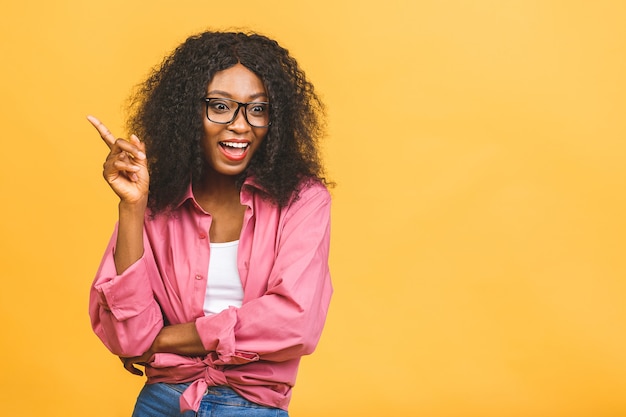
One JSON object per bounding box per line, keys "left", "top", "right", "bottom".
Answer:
{"left": 201, "top": 63, "right": 269, "bottom": 177}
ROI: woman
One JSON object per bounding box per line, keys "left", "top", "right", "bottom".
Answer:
{"left": 88, "top": 31, "right": 333, "bottom": 417}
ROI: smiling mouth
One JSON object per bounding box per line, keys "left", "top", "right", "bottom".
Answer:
{"left": 219, "top": 141, "right": 250, "bottom": 157}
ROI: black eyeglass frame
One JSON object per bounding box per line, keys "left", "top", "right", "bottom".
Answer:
{"left": 204, "top": 98, "right": 271, "bottom": 128}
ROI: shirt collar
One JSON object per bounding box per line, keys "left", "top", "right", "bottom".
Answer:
{"left": 173, "top": 176, "right": 265, "bottom": 211}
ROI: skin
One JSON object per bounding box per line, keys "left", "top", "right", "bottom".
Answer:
{"left": 87, "top": 63, "right": 269, "bottom": 376}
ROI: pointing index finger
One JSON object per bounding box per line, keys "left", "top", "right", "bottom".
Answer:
{"left": 87, "top": 115, "right": 117, "bottom": 149}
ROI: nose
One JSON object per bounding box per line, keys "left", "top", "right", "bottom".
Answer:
{"left": 228, "top": 106, "right": 250, "bottom": 131}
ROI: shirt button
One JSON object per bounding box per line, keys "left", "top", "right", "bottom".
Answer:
{"left": 195, "top": 275, "right": 203, "bottom": 280}
{"left": 199, "top": 232, "right": 207, "bottom": 239}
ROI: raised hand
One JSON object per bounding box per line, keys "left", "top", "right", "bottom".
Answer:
{"left": 87, "top": 115, "right": 149, "bottom": 205}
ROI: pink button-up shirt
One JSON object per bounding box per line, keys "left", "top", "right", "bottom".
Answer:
{"left": 89, "top": 179, "right": 332, "bottom": 412}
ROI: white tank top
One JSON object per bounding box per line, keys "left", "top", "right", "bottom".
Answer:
{"left": 203, "top": 240, "right": 244, "bottom": 315}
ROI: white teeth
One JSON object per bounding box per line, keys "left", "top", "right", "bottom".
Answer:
{"left": 221, "top": 142, "right": 249, "bottom": 148}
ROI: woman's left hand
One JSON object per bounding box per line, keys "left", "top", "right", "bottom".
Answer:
{"left": 119, "top": 349, "right": 154, "bottom": 376}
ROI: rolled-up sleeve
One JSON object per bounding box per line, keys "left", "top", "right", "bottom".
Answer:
{"left": 89, "top": 225, "right": 164, "bottom": 357}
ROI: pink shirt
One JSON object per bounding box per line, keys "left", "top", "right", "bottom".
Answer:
{"left": 89, "top": 179, "right": 332, "bottom": 412}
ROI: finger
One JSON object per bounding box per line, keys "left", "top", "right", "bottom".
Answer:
{"left": 103, "top": 154, "right": 142, "bottom": 185}
{"left": 130, "top": 134, "right": 141, "bottom": 147}
{"left": 127, "top": 365, "right": 144, "bottom": 376}
{"left": 120, "top": 358, "right": 144, "bottom": 376}
{"left": 130, "top": 134, "right": 147, "bottom": 158}
{"left": 86, "top": 115, "right": 117, "bottom": 149}
{"left": 111, "top": 137, "right": 147, "bottom": 162}
{"left": 111, "top": 157, "right": 142, "bottom": 175}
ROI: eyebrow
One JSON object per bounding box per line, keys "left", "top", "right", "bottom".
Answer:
{"left": 206, "top": 90, "right": 268, "bottom": 100}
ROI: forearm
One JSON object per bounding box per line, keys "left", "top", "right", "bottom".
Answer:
{"left": 114, "top": 199, "right": 147, "bottom": 274}
{"left": 152, "top": 322, "right": 209, "bottom": 357}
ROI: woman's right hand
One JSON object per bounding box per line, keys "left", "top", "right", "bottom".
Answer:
{"left": 87, "top": 115, "right": 149, "bottom": 205}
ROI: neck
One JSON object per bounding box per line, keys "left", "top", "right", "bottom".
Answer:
{"left": 193, "top": 170, "right": 241, "bottom": 209}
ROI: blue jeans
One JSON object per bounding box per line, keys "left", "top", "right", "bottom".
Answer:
{"left": 131, "top": 383, "right": 289, "bottom": 417}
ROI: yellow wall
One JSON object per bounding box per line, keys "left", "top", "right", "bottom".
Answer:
{"left": 1, "top": 1, "right": 625, "bottom": 416}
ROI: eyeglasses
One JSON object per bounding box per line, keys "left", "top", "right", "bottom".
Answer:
{"left": 204, "top": 98, "right": 271, "bottom": 128}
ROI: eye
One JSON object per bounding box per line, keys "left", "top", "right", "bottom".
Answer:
{"left": 208, "top": 100, "right": 231, "bottom": 113}
{"left": 248, "top": 103, "right": 268, "bottom": 115}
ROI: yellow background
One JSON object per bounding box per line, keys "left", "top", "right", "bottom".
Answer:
{"left": 1, "top": 1, "right": 625, "bottom": 416}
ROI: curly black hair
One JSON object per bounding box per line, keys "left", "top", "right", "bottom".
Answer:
{"left": 126, "top": 30, "right": 330, "bottom": 213}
